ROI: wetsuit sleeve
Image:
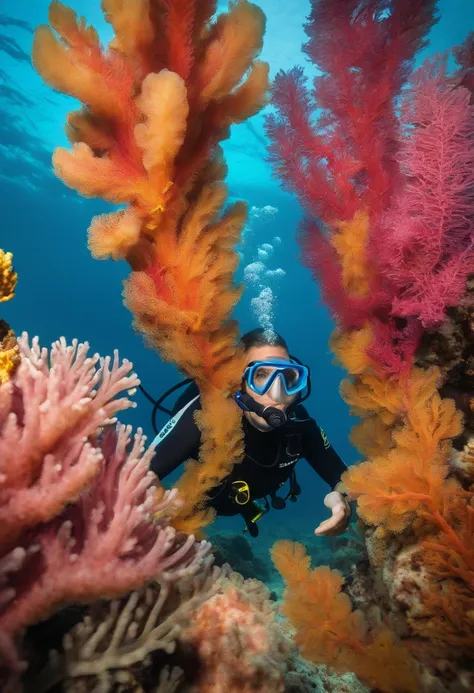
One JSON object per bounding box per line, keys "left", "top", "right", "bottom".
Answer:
{"left": 149, "top": 395, "right": 202, "bottom": 480}
{"left": 299, "top": 405, "right": 348, "bottom": 489}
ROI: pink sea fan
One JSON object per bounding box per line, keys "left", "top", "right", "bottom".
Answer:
{"left": 373, "top": 58, "right": 474, "bottom": 328}
{"left": 453, "top": 31, "right": 474, "bottom": 98}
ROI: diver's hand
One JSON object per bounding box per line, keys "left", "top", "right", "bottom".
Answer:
{"left": 314, "top": 491, "right": 351, "bottom": 536}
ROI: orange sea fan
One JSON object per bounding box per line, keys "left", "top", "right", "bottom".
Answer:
{"left": 134, "top": 70, "right": 189, "bottom": 177}
{"left": 343, "top": 368, "right": 463, "bottom": 531}
{"left": 102, "top": 0, "right": 155, "bottom": 66}
{"left": 88, "top": 209, "right": 142, "bottom": 261}
{"left": 339, "top": 372, "right": 404, "bottom": 425}
{"left": 122, "top": 172, "right": 247, "bottom": 531}
{"left": 330, "top": 324, "right": 374, "bottom": 376}
{"left": 217, "top": 60, "right": 270, "bottom": 125}
{"left": 349, "top": 415, "right": 394, "bottom": 458}
{"left": 33, "top": 4, "right": 137, "bottom": 123}
{"left": 271, "top": 540, "right": 420, "bottom": 693}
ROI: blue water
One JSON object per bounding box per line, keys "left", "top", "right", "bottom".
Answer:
{"left": 1, "top": 0, "right": 473, "bottom": 548}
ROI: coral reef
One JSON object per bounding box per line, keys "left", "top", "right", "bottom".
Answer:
{"left": 284, "top": 654, "right": 370, "bottom": 693}
{"left": 32, "top": 0, "right": 270, "bottom": 535}
{"left": 266, "top": 1, "right": 474, "bottom": 691}
{"left": 20, "top": 565, "right": 291, "bottom": 693}
{"left": 0, "top": 333, "right": 208, "bottom": 690}
{"left": 23, "top": 560, "right": 222, "bottom": 692}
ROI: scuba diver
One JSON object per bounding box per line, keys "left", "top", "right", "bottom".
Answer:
{"left": 146, "top": 328, "right": 351, "bottom": 537}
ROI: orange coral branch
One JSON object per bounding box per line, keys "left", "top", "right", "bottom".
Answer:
{"left": 271, "top": 540, "right": 421, "bottom": 693}
{"left": 32, "top": 0, "right": 269, "bottom": 533}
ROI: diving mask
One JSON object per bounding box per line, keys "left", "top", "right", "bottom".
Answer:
{"left": 243, "top": 359, "right": 309, "bottom": 404}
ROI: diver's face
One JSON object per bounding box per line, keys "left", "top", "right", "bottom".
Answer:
{"left": 243, "top": 345, "right": 297, "bottom": 432}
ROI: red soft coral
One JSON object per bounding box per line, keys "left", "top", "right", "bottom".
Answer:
{"left": 266, "top": 0, "right": 438, "bottom": 226}
{"left": 265, "top": 0, "right": 441, "bottom": 376}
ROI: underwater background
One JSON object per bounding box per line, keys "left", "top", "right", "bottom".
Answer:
{"left": 1, "top": 0, "right": 473, "bottom": 567}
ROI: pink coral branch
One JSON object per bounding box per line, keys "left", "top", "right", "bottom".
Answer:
{"left": 266, "top": 68, "right": 350, "bottom": 222}
{"left": 453, "top": 32, "right": 474, "bottom": 98}
{"left": 374, "top": 59, "right": 474, "bottom": 328}
{"left": 0, "top": 334, "right": 140, "bottom": 546}
{"left": 0, "top": 424, "right": 207, "bottom": 641}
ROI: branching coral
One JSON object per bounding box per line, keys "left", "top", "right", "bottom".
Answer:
{"left": 0, "top": 321, "right": 19, "bottom": 388}
{"left": 265, "top": 0, "right": 474, "bottom": 375}
{"left": 0, "top": 251, "right": 17, "bottom": 305}
{"left": 21, "top": 565, "right": 290, "bottom": 693}
{"left": 25, "top": 561, "right": 223, "bottom": 693}
{"left": 343, "top": 368, "right": 464, "bottom": 529}
{"left": 372, "top": 58, "right": 474, "bottom": 330}
{"left": 0, "top": 333, "right": 209, "bottom": 688}
{"left": 32, "top": 0, "right": 270, "bottom": 534}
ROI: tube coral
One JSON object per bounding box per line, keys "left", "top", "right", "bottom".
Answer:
{"left": 32, "top": 0, "right": 269, "bottom": 534}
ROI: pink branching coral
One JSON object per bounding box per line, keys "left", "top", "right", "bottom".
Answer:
{"left": 265, "top": 2, "right": 474, "bottom": 690}
{"left": 453, "top": 31, "right": 474, "bottom": 97}
{"left": 372, "top": 58, "right": 474, "bottom": 329}
{"left": 0, "top": 334, "right": 139, "bottom": 549}
{"left": 0, "top": 334, "right": 208, "bottom": 684}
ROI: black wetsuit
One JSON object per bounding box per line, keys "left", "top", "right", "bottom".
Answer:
{"left": 150, "top": 383, "right": 347, "bottom": 536}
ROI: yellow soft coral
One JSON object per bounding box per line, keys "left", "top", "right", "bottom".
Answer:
{"left": 332, "top": 210, "right": 374, "bottom": 297}
{"left": 0, "top": 250, "right": 17, "bottom": 303}
{"left": 271, "top": 541, "right": 421, "bottom": 693}
{"left": 0, "top": 322, "right": 20, "bottom": 386}
{"left": 32, "top": 0, "right": 269, "bottom": 533}
{"left": 0, "top": 250, "right": 20, "bottom": 385}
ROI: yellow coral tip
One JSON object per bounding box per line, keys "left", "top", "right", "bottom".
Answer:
{"left": 150, "top": 204, "right": 164, "bottom": 214}
{"left": 0, "top": 249, "right": 17, "bottom": 302}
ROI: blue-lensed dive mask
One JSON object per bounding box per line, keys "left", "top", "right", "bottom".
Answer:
{"left": 243, "top": 359, "right": 309, "bottom": 404}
